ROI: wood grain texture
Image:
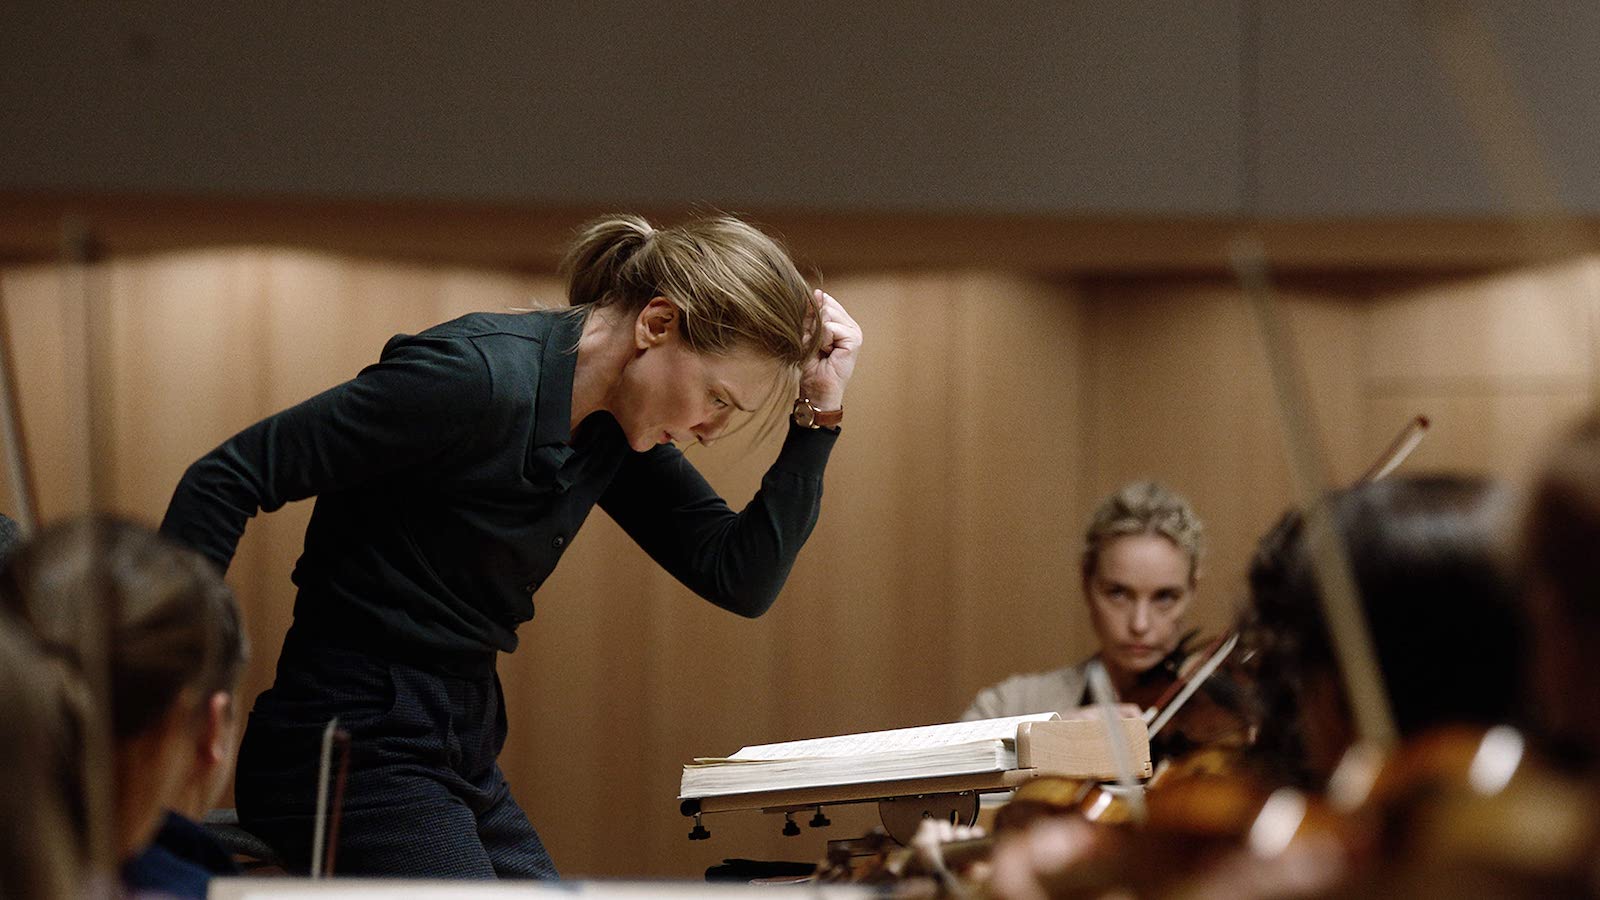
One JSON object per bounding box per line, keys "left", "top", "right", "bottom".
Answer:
{"left": 14, "top": 192, "right": 1600, "bottom": 273}
{"left": 1015, "top": 718, "right": 1152, "bottom": 779}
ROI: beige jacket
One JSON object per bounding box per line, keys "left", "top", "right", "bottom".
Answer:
{"left": 959, "top": 657, "right": 1093, "bottom": 721}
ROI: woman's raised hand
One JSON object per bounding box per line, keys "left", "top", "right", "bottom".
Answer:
{"left": 800, "top": 289, "right": 861, "bottom": 411}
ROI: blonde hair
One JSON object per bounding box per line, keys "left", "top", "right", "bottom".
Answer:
{"left": 1082, "top": 481, "right": 1204, "bottom": 582}
{"left": 560, "top": 214, "right": 822, "bottom": 368}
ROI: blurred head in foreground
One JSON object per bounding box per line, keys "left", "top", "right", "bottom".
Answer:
{"left": 1520, "top": 415, "right": 1600, "bottom": 761}
{"left": 0, "top": 518, "right": 247, "bottom": 862}
{"left": 1244, "top": 475, "right": 1525, "bottom": 787}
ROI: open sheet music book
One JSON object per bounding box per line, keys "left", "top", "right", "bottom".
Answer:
{"left": 679, "top": 712, "right": 1060, "bottom": 799}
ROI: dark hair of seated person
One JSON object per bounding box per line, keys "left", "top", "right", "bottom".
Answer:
{"left": 1241, "top": 474, "right": 1527, "bottom": 789}
{"left": 1520, "top": 415, "right": 1600, "bottom": 763}
{"left": 0, "top": 512, "right": 23, "bottom": 565}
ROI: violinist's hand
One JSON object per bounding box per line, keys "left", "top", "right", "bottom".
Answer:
{"left": 799, "top": 289, "right": 861, "bottom": 412}
{"left": 911, "top": 818, "right": 986, "bottom": 878}
{"left": 1061, "top": 704, "right": 1144, "bottom": 721}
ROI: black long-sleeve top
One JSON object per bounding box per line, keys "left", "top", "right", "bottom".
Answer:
{"left": 159, "top": 309, "right": 836, "bottom": 662}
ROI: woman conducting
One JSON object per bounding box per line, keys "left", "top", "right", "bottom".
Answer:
{"left": 159, "top": 214, "right": 863, "bottom": 878}
{"left": 962, "top": 481, "right": 1205, "bottom": 720}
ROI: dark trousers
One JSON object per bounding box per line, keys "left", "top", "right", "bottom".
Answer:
{"left": 235, "top": 632, "right": 558, "bottom": 879}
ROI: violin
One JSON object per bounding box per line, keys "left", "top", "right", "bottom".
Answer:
{"left": 972, "top": 634, "right": 1263, "bottom": 844}
{"left": 1335, "top": 726, "right": 1600, "bottom": 896}
{"left": 984, "top": 731, "right": 1600, "bottom": 898}
{"left": 808, "top": 650, "right": 1266, "bottom": 896}
{"left": 1123, "top": 630, "right": 1258, "bottom": 771}
{"left": 973, "top": 771, "right": 1359, "bottom": 899}
{"left": 1123, "top": 417, "right": 1433, "bottom": 782}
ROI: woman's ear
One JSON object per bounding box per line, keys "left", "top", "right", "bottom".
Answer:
{"left": 199, "top": 690, "right": 234, "bottom": 767}
{"left": 634, "top": 297, "right": 679, "bottom": 348}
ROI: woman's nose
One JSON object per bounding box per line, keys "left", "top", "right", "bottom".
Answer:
{"left": 695, "top": 408, "right": 733, "bottom": 443}
{"left": 1129, "top": 601, "right": 1151, "bottom": 633}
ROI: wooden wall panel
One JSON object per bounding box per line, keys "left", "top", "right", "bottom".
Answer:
{"left": 1365, "top": 393, "right": 1594, "bottom": 484}
{"left": 1365, "top": 261, "right": 1600, "bottom": 387}
{"left": 104, "top": 251, "right": 272, "bottom": 517}
{"left": 590, "top": 273, "right": 976, "bottom": 875}
{"left": 943, "top": 273, "right": 1087, "bottom": 704}
{"left": 0, "top": 263, "right": 93, "bottom": 520}
{"left": 1362, "top": 259, "right": 1599, "bottom": 482}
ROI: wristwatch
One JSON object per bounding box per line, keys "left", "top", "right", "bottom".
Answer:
{"left": 792, "top": 397, "right": 843, "bottom": 430}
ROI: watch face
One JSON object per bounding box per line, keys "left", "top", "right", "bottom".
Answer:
{"left": 792, "top": 398, "right": 815, "bottom": 427}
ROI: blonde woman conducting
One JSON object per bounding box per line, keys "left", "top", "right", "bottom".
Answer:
{"left": 160, "top": 215, "right": 863, "bottom": 878}
{"left": 963, "top": 482, "right": 1204, "bottom": 720}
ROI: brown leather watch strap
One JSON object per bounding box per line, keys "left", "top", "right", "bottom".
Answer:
{"left": 793, "top": 397, "right": 843, "bottom": 429}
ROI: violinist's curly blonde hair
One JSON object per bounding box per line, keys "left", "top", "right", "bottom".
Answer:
{"left": 1081, "top": 481, "right": 1204, "bottom": 583}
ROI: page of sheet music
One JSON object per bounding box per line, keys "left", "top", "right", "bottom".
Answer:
{"left": 717, "top": 712, "right": 1059, "bottom": 761}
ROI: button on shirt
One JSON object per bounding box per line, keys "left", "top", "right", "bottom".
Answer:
{"left": 160, "top": 309, "right": 837, "bottom": 660}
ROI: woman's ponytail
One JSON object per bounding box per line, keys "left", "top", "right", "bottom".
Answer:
{"left": 561, "top": 215, "right": 655, "bottom": 308}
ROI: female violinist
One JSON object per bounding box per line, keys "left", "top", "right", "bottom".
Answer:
{"left": 961, "top": 481, "right": 1218, "bottom": 746}
{"left": 979, "top": 474, "right": 1531, "bottom": 898}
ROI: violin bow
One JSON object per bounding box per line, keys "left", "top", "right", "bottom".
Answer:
{"left": 1413, "top": 2, "right": 1600, "bottom": 402}
{"left": 1142, "top": 412, "right": 1428, "bottom": 737}
{"left": 1357, "top": 416, "right": 1430, "bottom": 485}
{"left": 1146, "top": 632, "right": 1240, "bottom": 740}
{"left": 1192, "top": 0, "right": 1403, "bottom": 753}
{"left": 310, "top": 718, "right": 352, "bottom": 878}
{"left": 0, "top": 280, "right": 37, "bottom": 534}
{"left": 68, "top": 221, "right": 116, "bottom": 515}
{"left": 1085, "top": 659, "right": 1147, "bottom": 822}
{"left": 1236, "top": 237, "right": 1399, "bottom": 750}
{"left": 1143, "top": 630, "right": 1232, "bottom": 721}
